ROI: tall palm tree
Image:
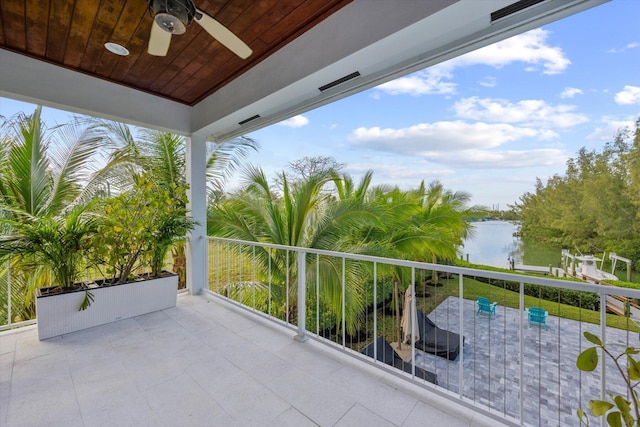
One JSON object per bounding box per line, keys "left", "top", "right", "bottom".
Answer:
{"left": 330, "top": 175, "right": 477, "bottom": 343}
{"left": 87, "top": 120, "right": 259, "bottom": 286}
{"left": 0, "top": 106, "right": 107, "bottom": 216}
{"left": 209, "top": 167, "right": 479, "bottom": 335}
{"left": 209, "top": 166, "right": 380, "bottom": 333}
{"left": 0, "top": 107, "right": 111, "bottom": 322}
{"left": 331, "top": 175, "right": 474, "bottom": 264}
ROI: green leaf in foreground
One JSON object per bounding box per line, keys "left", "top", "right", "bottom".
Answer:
{"left": 79, "top": 290, "right": 94, "bottom": 311}
{"left": 577, "top": 347, "right": 599, "bottom": 372}
{"left": 627, "top": 356, "right": 640, "bottom": 381}
{"left": 589, "top": 400, "right": 614, "bottom": 416}
{"left": 584, "top": 331, "right": 603, "bottom": 347}
{"left": 606, "top": 411, "right": 622, "bottom": 427}
{"left": 577, "top": 408, "right": 590, "bottom": 426}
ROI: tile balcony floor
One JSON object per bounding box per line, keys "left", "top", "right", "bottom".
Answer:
{"left": 0, "top": 294, "right": 504, "bottom": 427}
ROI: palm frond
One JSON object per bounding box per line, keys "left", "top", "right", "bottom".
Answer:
{"left": 138, "top": 129, "right": 185, "bottom": 188}
{"left": 4, "top": 107, "right": 53, "bottom": 216}
{"left": 206, "top": 136, "right": 259, "bottom": 195}
{"left": 47, "top": 118, "right": 107, "bottom": 213}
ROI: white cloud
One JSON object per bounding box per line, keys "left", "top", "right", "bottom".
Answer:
{"left": 348, "top": 121, "right": 555, "bottom": 155}
{"left": 607, "top": 42, "right": 640, "bottom": 53}
{"left": 586, "top": 117, "right": 636, "bottom": 141}
{"left": 444, "top": 28, "right": 570, "bottom": 75}
{"left": 345, "top": 163, "right": 455, "bottom": 180}
{"left": 560, "top": 87, "right": 583, "bottom": 99}
{"left": 377, "top": 68, "right": 456, "bottom": 96}
{"left": 277, "top": 115, "right": 309, "bottom": 128}
{"left": 479, "top": 76, "right": 497, "bottom": 88}
{"left": 423, "top": 149, "right": 568, "bottom": 169}
{"left": 453, "top": 97, "right": 588, "bottom": 128}
{"left": 614, "top": 85, "right": 640, "bottom": 105}
{"left": 377, "top": 29, "right": 569, "bottom": 97}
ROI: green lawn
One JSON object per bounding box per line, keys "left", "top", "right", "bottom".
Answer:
{"left": 415, "top": 276, "right": 638, "bottom": 331}
{"left": 347, "top": 275, "right": 638, "bottom": 351}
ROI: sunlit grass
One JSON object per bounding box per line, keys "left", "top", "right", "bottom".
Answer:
{"left": 415, "top": 275, "right": 638, "bottom": 331}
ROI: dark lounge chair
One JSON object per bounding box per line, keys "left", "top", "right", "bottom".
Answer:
{"left": 414, "top": 309, "right": 464, "bottom": 361}
{"left": 360, "top": 336, "right": 437, "bottom": 384}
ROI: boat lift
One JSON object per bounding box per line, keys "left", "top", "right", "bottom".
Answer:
{"left": 561, "top": 250, "right": 639, "bottom": 317}
{"left": 609, "top": 253, "right": 632, "bottom": 282}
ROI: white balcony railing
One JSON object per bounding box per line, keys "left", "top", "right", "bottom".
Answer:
{"left": 207, "top": 236, "right": 640, "bottom": 427}
{"left": 0, "top": 259, "right": 37, "bottom": 331}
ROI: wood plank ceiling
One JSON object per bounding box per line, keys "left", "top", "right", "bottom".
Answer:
{"left": 0, "top": 0, "right": 352, "bottom": 105}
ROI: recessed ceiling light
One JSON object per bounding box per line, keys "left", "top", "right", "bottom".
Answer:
{"left": 104, "top": 42, "right": 129, "bottom": 56}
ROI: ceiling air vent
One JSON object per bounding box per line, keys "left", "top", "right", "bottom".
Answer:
{"left": 238, "top": 114, "right": 261, "bottom": 125}
{"left": 491, "top": 0, "right": 546, "bottom": 22}
{"left": 318, "top": 71, "right": 361, "bottom": 92}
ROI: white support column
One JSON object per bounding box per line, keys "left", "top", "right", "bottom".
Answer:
{"left": 186, "top": 134, "right": 208, "bottom": 295}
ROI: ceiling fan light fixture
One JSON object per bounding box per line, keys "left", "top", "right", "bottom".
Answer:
{"left": 154, "top": 12, "right": 187, "bottom": 34}
{"left": 150, "top": 0, "right": 196, "bottom": 35}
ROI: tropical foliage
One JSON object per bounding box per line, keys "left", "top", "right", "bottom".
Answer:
{"left": 0, "top": 108, "right": 257, "bottom": 323}
{"left": 87, "top": 119, "right": 259, "bottom": 202}
{"left": 0, "top": 107, "right": 109, "bottom": 321}
{"left": 576, "top": 331, "right": 640, "bottom": 426}
{"left": 0, "top": 203, "right": 97, "bottom": 290}
{"left": 91, "top": 174, "right": 195, "bottom": 284}
{"left": 516, "top": 119, "right": 640, "bottom": 270}
{"left": 208, "top": 161, "right": 478, "bottom": 334}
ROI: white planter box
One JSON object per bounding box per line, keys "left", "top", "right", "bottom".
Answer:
{"left": 35, "top": 274, "right": 178, "bottom": 340}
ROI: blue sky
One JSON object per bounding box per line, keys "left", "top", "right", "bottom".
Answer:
{"left": 2, "top": 0, "right": 639, "bottom": 209}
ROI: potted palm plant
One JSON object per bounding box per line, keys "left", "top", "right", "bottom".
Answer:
{"left": 147, "top": 181, "right": 196, "bottom": 279}
{"left": 0, "top": 203, "right": 97, "bottom": 292}
{"left": 0, "top": 203, "right": 100, "bottom": 339}
{"left": 0, "top": 174, "right": 196, "bottom": 340}
{"left": 61, "top": 174, "right": 196, "bottom": 340}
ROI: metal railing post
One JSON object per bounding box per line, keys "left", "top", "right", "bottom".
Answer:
{"left": 7, "top": 259, "right": 11, "bottom": 326}
{"left": 286, "top": 251, "right": 290, "bottom": 324}
{"left": 316, "top": 255, "right": 319, "bottom": 336}
{"left": 519, "top": 280, "right": 524, "bottom": 424}
{"left": 295, "top": 249, "right": 308, "bottom": 342}
{"left": 373, "top": 262, "right": 377, "bottom": 361}
{"left": 341, "top": 257, "right": 346, "bottom": 349}
{"left": 459, "top": 273, "right": 464, "bottom": 396}
{"left": 411, "top": 268, "right": 416, "bottom": 377}
{"left": 600, "top": 292, "right": 607, "bottom": 427}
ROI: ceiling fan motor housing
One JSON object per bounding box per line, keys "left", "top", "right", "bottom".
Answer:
{"left": 149, "top": 0, "right": 197, "bottom": 34}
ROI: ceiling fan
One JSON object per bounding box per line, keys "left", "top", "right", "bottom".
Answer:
{"left": 146, "top": 0, "right": 252, "bottom": 59}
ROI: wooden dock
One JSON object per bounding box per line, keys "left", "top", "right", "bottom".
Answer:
{"left": 515, "top": 264, "right": 638, "bottom": 317}
{"left": 513, "top": 264, "right": 564, "bottom": 276}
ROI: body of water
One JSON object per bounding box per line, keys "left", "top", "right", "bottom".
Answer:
{"left": 460, "top": 220, "right": 639, "bottom": 282}
{"left": 459, "top": 220, "right": 560, "bottom": 270}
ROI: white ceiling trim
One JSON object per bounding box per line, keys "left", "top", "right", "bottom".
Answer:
{"left": 0, "top": 49, "right": 191, "bottom": 134}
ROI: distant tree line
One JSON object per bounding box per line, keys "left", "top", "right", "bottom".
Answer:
{"left": 516, "top": 118, "right": 640, "bottom": 270}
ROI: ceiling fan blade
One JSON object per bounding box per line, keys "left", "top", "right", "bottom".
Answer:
{"left": 195, "top": 9, "right": 252, "bottom": 59}
{"left": 148, "top": 20, "right": 172, "bottom": 56}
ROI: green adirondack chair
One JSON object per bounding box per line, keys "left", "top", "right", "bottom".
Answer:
{"left": 476, "top": 297, "right": 497, "bottom": 316}
{"left": 526, "top": 307, "right": 548, "bottom": 330}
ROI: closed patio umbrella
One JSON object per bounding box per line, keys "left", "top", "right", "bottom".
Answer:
{"left": 401, "top": 285, "right": 420, "bottom": 344}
